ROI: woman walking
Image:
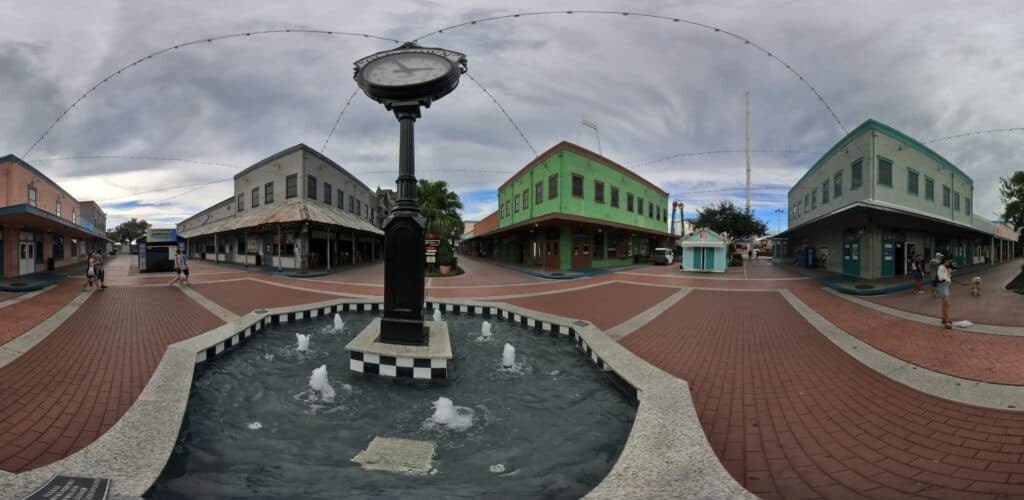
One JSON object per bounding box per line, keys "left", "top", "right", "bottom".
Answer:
{"left": 937, "top": 255, "right": 954, "bottom": 328}
{"left": 911, "top": 254, "right": 925, "bottom": 294}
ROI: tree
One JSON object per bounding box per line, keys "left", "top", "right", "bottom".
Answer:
{"left": 110, "top": 218, "right": 151, "bottom": 244}
{"left": 417, "top": 179, "right": 464, "bottom": 267}
{"left": 1000, "top": 171, "right": 1024, "bottom": 230}
{"left": 694, "top": 201, "right": 768, "bottom": 239}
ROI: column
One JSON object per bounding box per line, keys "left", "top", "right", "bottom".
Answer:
{"left": 327, "top": 229, "right": 332, "bottom": 272}
{"left": 277, "top": 225, "right": 282, "bottom": 272}
{"left": 214, "top": 233, "right": 219, "bottom": 264}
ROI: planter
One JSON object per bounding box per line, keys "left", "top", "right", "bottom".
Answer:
{"left": 440, "top": 265, "right": 451, "bottom": 274}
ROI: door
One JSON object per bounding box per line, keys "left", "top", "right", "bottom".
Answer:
{"left": 842, "top": 231, "right": 860, "bottom": 277}
{"left": 544, "top": 237, "right": 560, "bottom": 269}
{"left": 571, "top": 233, "right": 591, "bottom": 270}
{"left": 19, "top": 241, "right": 35, "bottom": 275}
{"left": 691, "top": 247, "right": 703, "bottom": 270}
{"left": 704, "top": 247, "right": 715, "bottom": 270}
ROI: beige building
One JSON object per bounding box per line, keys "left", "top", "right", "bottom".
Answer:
{"left": 178, "top": 144, "right": 384, "bottom": 273}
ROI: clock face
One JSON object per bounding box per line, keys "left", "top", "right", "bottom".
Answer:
{"left": 361, "top": 52, "right": 452, "bottom": 87}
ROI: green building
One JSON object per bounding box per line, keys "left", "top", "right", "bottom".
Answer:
{"left": 466, "top": 141, "right": 671, "bottom": 271}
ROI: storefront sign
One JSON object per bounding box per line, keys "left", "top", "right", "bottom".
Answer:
{"left": 146, "top": 229, "right": 177, "bottom": 243}
{"left": 22, "top": 475, "right": 109, "bottom": 500}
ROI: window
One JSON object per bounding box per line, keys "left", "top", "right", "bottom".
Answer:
{"left": 594, "top": 181, "right": 604, "bottom": 203}
{"left": 851, "top": 159, "right": 863, "bottom": 190}
{"left": 71, "top": 238, "right": 78, "bottom": 258}
{"left": 611, "top": 187, "right": 619, "bottom": 207}
{"left": 522, "top": 189, "right": 529, "bottom": 210}
{"left": 877, "top": 157, "right": 893, "bottom": 187}
{"left": 307, "top": 175, "right": 317, "bottom": 199}
{"left": 52, "top": 234, "right": 64, "bottom": 261}
{"left": 252, "top": 187, "right": 259, "bottom": 207}
{"left": 965, "top": 197, "right": 972, "bottom": 215}
{"left": 805, "top": 194, "right": 810, "bottom": 211}
{"left": 355, "top": 199, "right": 361, "bottom": 217}
{"left": 324, "top": 183, "right": 332, "bottom": 205}
{"left": 822, "top": 180, "right": 830, "bottom": 204}
{"left": 28, "top": 185, "right": 37, "bottom": 207}
{"left": 535, "top": 182, "right": 543, "bottom": 205}
{"left": 953, "top": 192, "right": 960, "bottom": 211}
{"left": 925, "top": 177, "right": 934, "bottom": 201}
{"left": 514, "top": 194, "right": 520, "bottom": 213}
{"left": 337, "top": 189, "right": 344, "bottom": 209}
{"left": 834, "top": 172, "right": 843, "bottom": 198}
{"left": 627, "top": 193, "right": 634, "bottom": 211}
{"left": 237, "top": 193, "right": 244, "bottom": 212}
{"left": 638, "top": 197, "right": 644, "bottom": 215}
{"left": 56, "top": 199, "right": 62, "bottom": 218}
{"left": 648, "top": 202, "right": 653, "bottom": 218}
{"left": 571, "top": 174, "right": 584, "bottom": 198}
{"left": 796, "top": 201, "right": 801, "bottom": 218}
{"left": 286, "top": 174, "right": 297, "bottom": 198}
{"left": 349, "top": 196, "right": 355, "bottom": 212}
{"left": 656, "top": 206, "right": 661, "bottom": 220}
{"left": 907, "top": 169, "right": 919, "bottom": 196}
{"left": 548, "top": 174, "right": 559, "bottom": 199}
{"left": 265, "top": 182, "right": 274, "bottom": 204}
{"left": 505, "top": 201, "right": 511, "bottom": 217}
{"left": 811, "top": 189, "right": 817, "bottom": 210}
{"left": 943, "top": 185, "right": 951, "bottom": 207}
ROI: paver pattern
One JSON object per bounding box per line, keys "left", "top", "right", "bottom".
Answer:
{"left": 503, "top": 281, "right": 678, "bottom": 330}
{"left": 622, "top": 289, "right": 1024, "bottom": 499}
{"left": 0, "top": 287, "right": 222, "bottom": 472}
{"left": 190, "top": 279, "right": 342, "bottom": 315}
{"left": 0, "top": 280, "right": 81, "bottom": 347}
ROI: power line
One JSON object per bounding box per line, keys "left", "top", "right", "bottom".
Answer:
{"left": 464, "top": 71, "right": 538, "bottom": 156}
{"left": 924, "top": 127, "right": 1024, "bottom": 144}
{"left": 410, "top": 10, "right": 847, "bottom": 134}
{"left": 320, "top": 88, "right": 360, "bottom": 153}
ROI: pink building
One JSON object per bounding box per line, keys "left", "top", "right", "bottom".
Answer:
{"left": 0, "top": 155, "right": 108, "bottom": 278}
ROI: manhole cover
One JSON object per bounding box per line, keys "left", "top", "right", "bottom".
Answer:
{"left": 854, "top": 284, "right": 873, "bottom": 290}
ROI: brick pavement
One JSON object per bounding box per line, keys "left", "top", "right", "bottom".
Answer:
{"left": 190, "top": 279, "right": 343, "bottom": 316}
{"left": 622, "top": 289, "right": 1024, "bottom": 499}
{"left": 0, "top": 280, "right": 82, "bottom": 347}
{"left": 0, "top": 287, "right": 222, "bottom": 472}
{"left": 503, "top": 282, "right": 677, "bottom": 330}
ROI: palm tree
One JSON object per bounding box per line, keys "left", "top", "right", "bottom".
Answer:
{"left": 417, "top": 179, "right": 464, "bottom": 265}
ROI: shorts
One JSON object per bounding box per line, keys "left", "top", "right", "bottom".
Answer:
{"left": 931, "top": 279, "right": 939, "bottom": 287}
{"left": 938, "top": 282, "right": 950, "bottom": 298}
{"left": 912, "top": 270, "right": 923, "bottom": 280}
{"left": 87, "top": 267, "right": 95, "bottom": 278}
{"left": 183, "top": 268, "right": 190, "bottom": 276}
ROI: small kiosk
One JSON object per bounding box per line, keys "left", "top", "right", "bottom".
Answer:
{"left": 138, "top": 228, "right": 179, "bottom": 272}
{"left": 680, "top": 228, "right": 729, "bottom": 273}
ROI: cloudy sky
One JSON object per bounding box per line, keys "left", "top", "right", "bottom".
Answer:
{"left": 2, "top": 1, "right": 1022, "bottom": 232}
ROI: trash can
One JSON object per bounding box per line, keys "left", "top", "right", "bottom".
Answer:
{"left": 47, "top": 258, "right": 54, "bottom": 271}
{"left": 255, "top": 254, "right": 262, "bottom": 266}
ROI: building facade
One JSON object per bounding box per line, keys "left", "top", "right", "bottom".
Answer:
{"left": 178, "top": 144, "right": 383, "bottom": 272}
{"left": 0, "top": 155, "right": 108, "bottom": 277}
{"left": 775, "top": 119, "right": 1017, "bottom": 278}
{"left": 466, "top": 142, "right": 671, "bottom": 271}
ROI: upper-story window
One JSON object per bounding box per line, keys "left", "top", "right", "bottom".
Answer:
{"left": 811, "top": 189, "right": 817, "bottom": 210}
{"left": 72, "top": 210, "right": 77, "bottom": 224}
{"left": 953, "top": 192, "right": 960, "bottom": 211}
{"left": 286, "top": 174, "right": 297, "bottom": 198}
{"left": 805, "top": 193, "right": 810, "bottom": 212}
{"left": 56, "top": 199, "right": 62, "bottom": 218}
{"left": 851, "top": 159, "right": 863, "bottom": 190}
{"left": 877, "top": 157, "right": 893, "bottom": 187}
{"left": 834, "top": 172, "right": 843, "bottom": 199}
{"left": 655, "top": 205, "right": 660, "bottom": 220}
{"left": 627, "top": 193, "right": 634, "bottom": 211}
{"left": 571, "top": 174, "right": 584, "bottom": 198}
{"left": 324, "top": 183, "right": 333, "bottom": 205}
{"left": 638, "top": 197, "right": 644, "bottom": 216}
{"left": 514, "top": 194, "right": 520, "bottom": 213}
{"left": 355, "top": 199, "right": 361, "bottom": 217}
{"left": 594, "top": 181, "right": 604, "bottom": 203}
{"left": 549, "top": 174, "right": 559, "bottom": 199}
{"left": 610, "top": 187, "right": 619, "bottom": 207}
{"left": 252, "top": 187, "right": 259, "bottom": 208}
{"left": 822, "top": 180, "right": 830, "bottom": 204}
{"left": 535, "top": 182, "right": 543, "bottom": 205}
{"left": 924, "top": 177, "right": 934, "bottom": 201}
{"left": 796, "top": 201, "right": 801, "bottom": 218}
{"left": 943, "top": 185, "right": 951, "bottom": 207}
{"left": 349, "top": 196, "right": 355, "bottom": 213}
{"left": 265, "top": 182, "right": 274, "bottom": 204}
{"left": 337, "top": 189, "right": 344, "bottom": 209}
{"left": 522, "top": 188, "right": 529, "bottom": 210}
{"left": 648, "top": 201, "right": 653, "bottom": 218}
{"left": 505, "top": 201, "right": 511, "bottom": 217}
{"left": 907, "top": 169, "right": 919, "bottom": 196}
{"left": 307, "top": 175, "right": 317, "bottom": 200}
{"left": 965, "top": 197, "right": 971, "bottom": 215}
{"left": 237, "top": 193, "right": 244, "bottom": 212}
{"left": 28, "top": 185, "right": 37, "bottom": 207}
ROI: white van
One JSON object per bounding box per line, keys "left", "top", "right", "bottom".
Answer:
{"left": 653, "top": 248, "right": 674, "bottom": 265}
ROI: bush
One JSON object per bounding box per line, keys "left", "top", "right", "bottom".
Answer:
{"left": 730, "top": 252, "right": 744, "bottom": 267}
{"left": 438, "top": 241, "right": 455, "bottom": 267}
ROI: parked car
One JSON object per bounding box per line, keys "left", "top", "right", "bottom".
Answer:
{"left": 653, "top": 247, "right": 674, "bottom": 265}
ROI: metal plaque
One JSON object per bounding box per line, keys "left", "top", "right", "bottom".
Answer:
{"left": 21, "top": 475, "right": 109, "bottom": 500}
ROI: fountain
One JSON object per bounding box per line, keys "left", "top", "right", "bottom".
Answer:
{"left": 433, "top": 308, "right": 442, "bottom": 322}
{"left": 502, "top": 343, "right": 516, "bottom": 368}
{"left": 480, "top": 321, "right": 492, "bottom": 340}
{"left": 308, "top": 365, "right": 336, "bottom": 402}
{"left": 334, "top": 313, "right": 344, "bottom": 332}
{"left": 295, "top": 334, "right": 310, "bottom": 352}
{"left": 427, "top": 397, "right": 475, "bottom": 431}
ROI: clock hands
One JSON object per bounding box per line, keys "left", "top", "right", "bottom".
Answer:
{"left": 391, "top": 59, "right": 434, "bottom": 75}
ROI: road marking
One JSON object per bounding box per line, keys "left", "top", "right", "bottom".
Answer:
{"left": 179, "top": 285, "right": 239, "bottom": 322}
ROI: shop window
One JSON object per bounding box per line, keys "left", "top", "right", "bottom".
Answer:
{"left": 907, "top": 168, "right": 919, "bottom": 196}
{"left": 28, "top": 185, "right": 37, "bottom": 207}
{"left": 535, "top": 182, "right": 543, "bottom": 205}
{"left": 851, "top": 159, "right": 863, "bottom": 190}
{"left": 53, "top": 234, "right": 64, "bottom": 261}
{"left": 337, "top": 189, "right": 344, "bottom": 209}
{"left": 611, "top": 187, "right": 619, "bottom": 207}
{"left": 822, "top": 180, "right": 830, "bottom": 204}
{"left": 637, "top": 197, "right": 644, "bottom": 215}
{"left": 627, "top": 193, "right": 634, "bottom": 211}
{"left": 548, "top": 174, "right": 559, "bottom": 199}
{"left": 877, "top": 157, "right": 893, "bottom": 187}
{"left": 594, "top": 181, "right": 604, "bottom": 203}
{"left": 307, "top": 175, "right": 317, "bottom": 199}
{"left": 925, "top": 177, "right": 934, "bottom": 201}
{"left": 324, "top": 183, "right": 332, "bottom": 205}
{"left": 286, "top": 174, "right": 297, "bottom": 198}
{"left": 943, "top": 185, "right": 950, "bottom": 207}
{"left": 571, "top": 174, "right": 584, "bottom": 198}
{"left": 252, "top": 187, "right": 259, "bottom": 208}
{"left": 265, "top": 182, "right": 274, "bottom": 204}
{"left": 237, "top": 193, "right": 244, "bottom": 212}
{"left": 834, "top": 172, "right": 843, "bottom": 198}
{"left": 594, "top": 231, "right": 604, "bottom": 257}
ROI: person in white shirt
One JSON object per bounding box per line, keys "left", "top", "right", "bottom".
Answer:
{"left": 937, "top": 256, "right": 954, "bottom": 328}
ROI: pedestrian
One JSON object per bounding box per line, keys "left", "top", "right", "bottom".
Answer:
{"left": 747, "top": 248, "right": 753, "bottom": 260}
{"left": 94, "top": 251, "right": 107, "bottom": 289}
{"left": 83, "top": 251, "right": 96, "bottom": 290}
{"left": 180, "top": 250, "right": 190, "bottom": 286}
{"left": 169, "top": 249, "right": 188, "bottom": 286}
{"left": 938, "top": 255, "right": 954, "bottom": 329}
{"left": 928, "top": 253, "right": 942, "bottom": 297}
{"left": 911, "top": 254, "right": 925, "bottom": 294}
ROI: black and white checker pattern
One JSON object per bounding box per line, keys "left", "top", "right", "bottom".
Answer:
{"left": 349, "top": 351, "right": 447, "bottom": 380}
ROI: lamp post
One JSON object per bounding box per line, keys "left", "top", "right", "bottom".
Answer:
{"left": 353, "top": 43, "right": 467, "bottom": 345}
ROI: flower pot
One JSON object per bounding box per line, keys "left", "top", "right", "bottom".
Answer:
{"left": 440, "top": 265, "right": 451, "bottom": 274}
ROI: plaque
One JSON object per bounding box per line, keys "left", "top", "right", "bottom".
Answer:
{"left": 22, "top": 475, "right": 109, "bottom": 500}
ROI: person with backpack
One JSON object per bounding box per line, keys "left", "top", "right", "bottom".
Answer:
{"left": 938, "top": 255, "right": 954, "bottom": 329}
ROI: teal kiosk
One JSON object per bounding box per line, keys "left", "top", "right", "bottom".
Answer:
{"left": 680, "top": 228, "right": 729, "bottom": 273}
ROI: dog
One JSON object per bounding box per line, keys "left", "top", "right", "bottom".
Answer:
{"left": 971, "top": 276, "right": 982, "bottom": 297}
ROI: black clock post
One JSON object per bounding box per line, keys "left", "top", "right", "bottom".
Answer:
{"left": 352, "top": 43, "right": 467, "bottom": 346}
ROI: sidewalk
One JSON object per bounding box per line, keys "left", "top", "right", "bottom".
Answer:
{"left": 771, "top": 259, "right": 1002, "bottom": 295}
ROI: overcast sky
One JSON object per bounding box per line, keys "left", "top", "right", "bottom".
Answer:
{"left": 2, "top": 1, "right": 1022, "bottom": 232}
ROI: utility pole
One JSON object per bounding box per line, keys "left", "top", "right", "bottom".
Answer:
{"left": 745, "top": 91, "right": 751, "bottom": 213}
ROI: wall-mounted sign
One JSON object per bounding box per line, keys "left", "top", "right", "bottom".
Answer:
{"left": 426, "top": 256, "right": 436, "bottom": 263}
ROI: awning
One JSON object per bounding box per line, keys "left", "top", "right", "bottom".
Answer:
{"left": 178, "top": 199, "right": 384, "bottom": 239}
{"left": 0, "top": 204, "right": 105, "bottom": 240}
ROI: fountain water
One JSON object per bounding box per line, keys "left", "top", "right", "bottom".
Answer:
{"left": 334, "top": 313, "right": 344, "bottom": 332}
{"left": 480, "top": 321, "right": 492, "bottom": 340}
{"left": 295, "top": 334, "right": 310, "bottom": 352}
{"left": 433, "top": 308, "right": 442, "bottom": 322}
{"left": 428, "top": 397, "right": 474, "bottom": 431}
{"left": 502, "top": 343, "right": 516, "bottom": 368}
{"left": 309, "top": 365, "right": 336, "bottom": 402}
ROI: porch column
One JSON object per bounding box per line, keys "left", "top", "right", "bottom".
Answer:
{"left": 351, "top": 231, "right": 356, "bottom": 265}
{"left": 277, "top": 225, "right": 282, "bottom": 272}
{"left": 327, "top": 229, "right": 332, "bottom": 271}
{"left": 214, "top": 233, "right": 219, "bottom": 264}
